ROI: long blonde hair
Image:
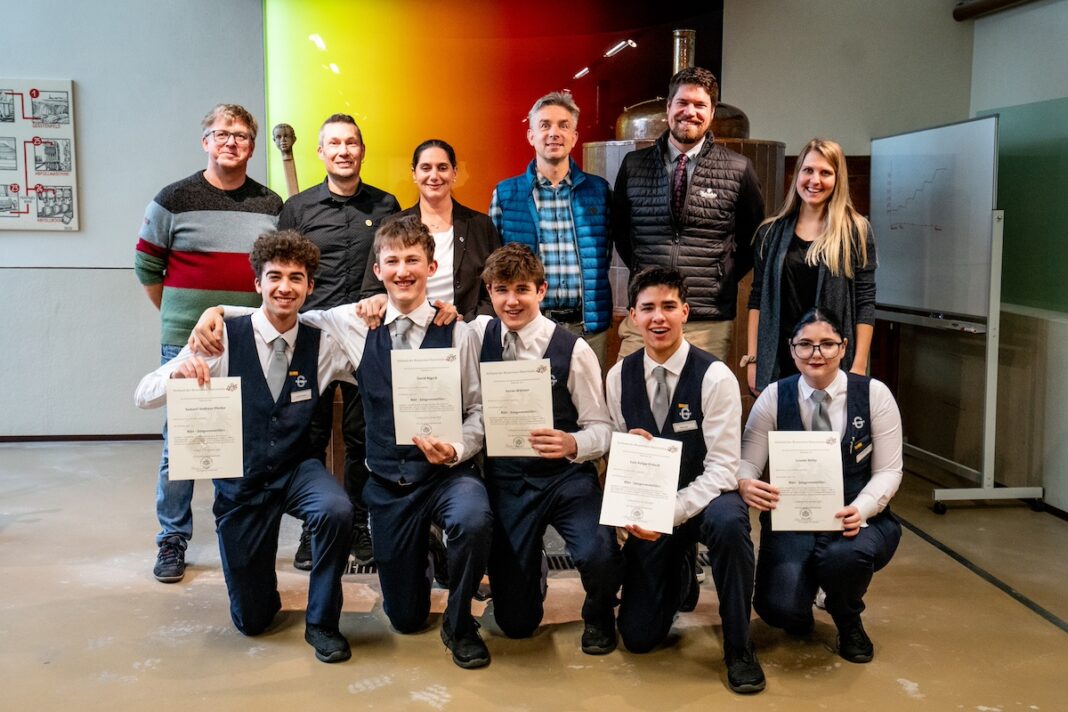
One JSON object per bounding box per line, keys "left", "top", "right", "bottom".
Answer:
{"left": 758, "top": 138, "right": 869, "bottom": 278}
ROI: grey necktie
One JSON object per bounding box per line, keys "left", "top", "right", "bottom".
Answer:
{"left": 266, "top": 336, "right": 288, "bottom": 401}
{"left": 652, "top": 366, "right": 670, "bottom": 432}
{"left": 502, "top": 330, "right": 518, "bottom": 361}
{"left": 810, "top": 389, "right": 832, "bottom": 431}
{"left": 392, "top": 316, "right": 412, "bottom": 350}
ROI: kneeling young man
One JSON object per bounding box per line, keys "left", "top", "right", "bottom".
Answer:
{"left": 191, "top": 216, "right": 493, "bottom": 669}
{"left": 135, "top": 230, "right": 356, "bottom": 663}
{"left": 605, "top": 267, "right": 765, "bottom": 694}
{"left": 470, "top": 244, "right": 622, "bottom": 653}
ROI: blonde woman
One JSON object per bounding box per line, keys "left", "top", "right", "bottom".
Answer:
{"left": 744, "top": 138, "right": 875, "bottom": 393}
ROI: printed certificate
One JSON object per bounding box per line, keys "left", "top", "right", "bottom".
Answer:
{"left": 480, "top": 359, "right": 553, "bottom": 457}
{"left": 600, "top": 432, "right": 681, "bottom": 534}
{"left": 768, "top": 431, "right": 844, "bottom": 531}
{"left": 391, "top": 348, "right": 463, "bottom": 444}
{"left": 166, "top": 377, "right": 243, "bottom": 480}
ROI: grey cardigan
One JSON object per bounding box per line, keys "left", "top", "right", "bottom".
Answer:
{"left": 748, "top": 213, "right": 877, "bottom": 390}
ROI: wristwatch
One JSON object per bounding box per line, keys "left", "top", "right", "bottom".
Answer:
{"left": 738, "top": 354, "right": 757, "bottom": 368}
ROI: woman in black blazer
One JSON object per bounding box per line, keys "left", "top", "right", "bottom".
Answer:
{"left": 361, "top": 139, "right": 501, "bottom": 321}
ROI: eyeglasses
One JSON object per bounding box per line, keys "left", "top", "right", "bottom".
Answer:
{"left": 204, "top": 129, "right": 252, "bottom": 145}
{"left": 790, "top": 340, "right": 843, "bottom": 359}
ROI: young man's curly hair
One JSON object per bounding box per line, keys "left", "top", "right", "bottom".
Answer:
{"left": 249, "top": 230, "right": 321, "bottom": 281}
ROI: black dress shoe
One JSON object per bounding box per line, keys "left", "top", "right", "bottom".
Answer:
{"left": 837, "top": 617, "right": 874, "bottom": 663}
{"left": 305, "top": 623, "right": 351, "bottom": 663}
{"left": 440, "top": 618, "right": 490, "bottom": 669}
{"left": 678, "top": 546, "right": 700, "bottom": 613}
{"left": 580, "top": 622, "right": 617, "bottom": 655}
{"left": 724, "top": 642, "right": 766, "bottom": 694}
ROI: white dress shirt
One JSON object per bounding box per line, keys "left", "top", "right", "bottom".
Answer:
{"left": 134, "top": 307, "right": 355, "bottom": 409}
{"left": 217, "top": 300, "right": 484, "bottom": 465}
{"left": 426, "top": 226, "right": 456, "bottom": 306}
{"left": 606, "top": 341, "right": 742, "bottom": 527}
{"left": 469, "top": 314, "right": 613, "bottom": 461}
{"left": 739, "top": 368, "right": 903, "bottom": 522}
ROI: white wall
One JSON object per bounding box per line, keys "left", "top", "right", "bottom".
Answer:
{"left": 722, "top": 0, "right": 974, "bottom": 154}
{"left": 971, "top": 0, "right": 1068, "bottom": 114}
{"left": 970, "top": 0, "right": 1068, "bottom": 512}
{"left": 0, "top": 0, "right": 267, "bottom": 435}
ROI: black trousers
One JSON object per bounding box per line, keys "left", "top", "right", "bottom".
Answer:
{"left": 308, "top": 380, "right": 370, "bottom": 525}
{"left": 486, "top": 471, "right": 622, "bottom": 637}
{"left": 618, "top": 491, "right": 755, "bottom": 653}
{"left": 213, "top": 460, "right": 353, "bottom": 635}
{"left": 753, "top": 511, "right": 901, "bottom": 630}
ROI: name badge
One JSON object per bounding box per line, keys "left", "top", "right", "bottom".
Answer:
{"left": 291, "top": 389, "right": 312, "bottom": 403}
{"left": 673, "top": 421, "right": 699, "bottom": 433}
{"left": 856, "top": 444, "right": 873, "bottom": 463}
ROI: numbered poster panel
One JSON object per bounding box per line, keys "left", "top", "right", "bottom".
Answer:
{"left": 0, "top": 79, "right": 79, "bottom": 231}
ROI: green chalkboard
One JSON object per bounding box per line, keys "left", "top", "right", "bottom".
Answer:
{"left": 980, "top": 97, "right": 1068, "bottom": 314}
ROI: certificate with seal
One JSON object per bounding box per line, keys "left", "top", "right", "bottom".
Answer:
{"left": 391, "top": 348, "right": 463, "bottom": 445}
{"left": 768, "top": 431, "right": 844, "bottom": 531}
{"left": 600, "top": 432, "right": 681, "bottom": 534}
{"left": 165, "top": 377, "right": 243, "bottom": 480}
{"left": 480, "top": 359, "right": 553, "bottom": 457}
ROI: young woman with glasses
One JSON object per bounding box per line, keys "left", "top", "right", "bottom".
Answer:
{"left": 737, "top": 307, "right": 902, "bottom": 664}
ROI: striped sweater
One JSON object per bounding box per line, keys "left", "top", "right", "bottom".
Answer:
{"left": 134, "top": 171, "right": 282, "bottom": 345}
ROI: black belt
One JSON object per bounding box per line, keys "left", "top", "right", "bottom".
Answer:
{"left": 543, "top": 308, "right": 583, "bottom": 324}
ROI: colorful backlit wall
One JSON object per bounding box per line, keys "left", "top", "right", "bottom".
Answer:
{"left": 264, "top": 0, "right": 722, "bottom": 211}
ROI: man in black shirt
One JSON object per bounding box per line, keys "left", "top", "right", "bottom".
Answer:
{"left": 278, "top": 113, "right": 400, "bottom": 568}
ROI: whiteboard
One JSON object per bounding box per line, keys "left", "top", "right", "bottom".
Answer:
{"left": 870, "top": 116, "right": 998, "bottom": 319}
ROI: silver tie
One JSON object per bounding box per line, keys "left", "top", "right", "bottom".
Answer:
{"left": 652, "top": 366, "right": 670, "bottom": 432}
{"left": 810, "top": 389, "right": 832, "bottom": 431}
{"left": 266, "top": 336, "right": 288, "bottom": 402}
{"left": 502, "top": 330, "right": 518, "bottom": 361}
{"left": 392, "top": 316, "right": 412, "bottom": 350}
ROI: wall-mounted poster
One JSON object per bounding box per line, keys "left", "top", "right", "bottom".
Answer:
{"left": 0, "top": 79, "right": 79, "bottom": 231}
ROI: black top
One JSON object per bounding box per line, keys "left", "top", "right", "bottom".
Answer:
{"left": 278, "top": 178, "right": 401, "bottom": 310}
{"left": 776, "top": 233, "right": 819, "bottom": 375}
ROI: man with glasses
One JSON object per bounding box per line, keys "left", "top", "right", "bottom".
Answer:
{"left": 135, "top": 103, "right": 283, "bottom": 583}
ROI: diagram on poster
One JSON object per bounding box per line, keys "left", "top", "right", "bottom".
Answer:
{"left": 0, "top": 79, "right": 79, "bottom": 231}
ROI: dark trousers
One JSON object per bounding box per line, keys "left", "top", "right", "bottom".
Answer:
{"left": 487, "top": 471, "right": 622, "bottom": 637}
{"left": 308, "top": 380, "right": 370, "bottom": 525}
{"left": 213, "top": 459, "right": 354, "bottom": 635}
{"left": 363, "top": 468, "right": 493, "bottom": 636}
{"left": 618, "top": 491, "right": 754, "bottom": 653}
{"left": 754, "top": 511, "right": 901, "bottom": 630}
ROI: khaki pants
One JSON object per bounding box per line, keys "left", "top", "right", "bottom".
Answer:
{"left": 556, "top": 322, "right": 610, "bottom": 375}
{"left": 616, "top": 315, "right": 733, "bottom": 362}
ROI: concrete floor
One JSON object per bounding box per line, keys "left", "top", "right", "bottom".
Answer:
{"left": 1, "top": 441, "right": 1066, "bottom": 711}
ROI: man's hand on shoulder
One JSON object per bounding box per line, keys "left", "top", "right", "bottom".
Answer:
{"left": 354, "top": 294, "right": 388, "bottom": 329}
{"left": 189, "top": 307, "right": 225, "bottom": 355}
{"left": 431, "top": 300, "right": 459, "bottom": 326}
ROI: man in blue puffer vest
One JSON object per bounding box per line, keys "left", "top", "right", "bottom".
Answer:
{"left": 489, "top": 91, "right": 613, "bottom": 370}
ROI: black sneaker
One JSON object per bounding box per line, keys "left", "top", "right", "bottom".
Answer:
{"left": 580, "top": 622, "right": 617, "bottom": 655}
{"left": 837, "top": 617, "right": 874, "bottom": 663}
{"left": 293, "top": 524, "right": 312, "bottom": 571}
{"left": 725, "top": 643, "right": 766, "bottom": 694}
{"left": 351, "top": 523, "right": 374, "bottom": 565}
{"left": 440, "top": 618, "right": 490, "bottom": 669}
{"left": 153, "top": 535, "right": 186, "bottom": 583}
{"left": 304, "top": 623, "right": 351, "bottom": 663}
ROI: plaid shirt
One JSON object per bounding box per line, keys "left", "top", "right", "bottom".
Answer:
{"left": 490, "top": 173, "right": 582, "bottom": 310}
